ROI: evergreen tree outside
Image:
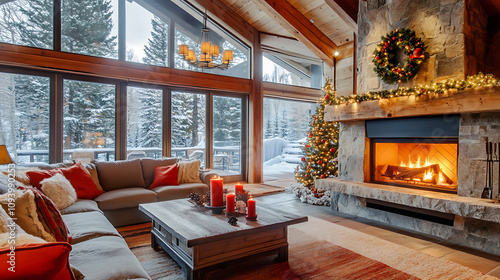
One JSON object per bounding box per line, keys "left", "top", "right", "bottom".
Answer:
{"left": 295, "top": 80, "right": 339, "bottom": 190}
{"left": 143, "top": 16, "right": 168, "bottom": 67}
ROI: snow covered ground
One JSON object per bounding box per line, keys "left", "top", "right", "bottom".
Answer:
{"left": 263, "top": 137, "right": 303, "bottom": 181}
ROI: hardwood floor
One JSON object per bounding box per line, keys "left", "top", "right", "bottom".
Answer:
{"left": 118, "top": 193, "right": 500, "bottom": 278}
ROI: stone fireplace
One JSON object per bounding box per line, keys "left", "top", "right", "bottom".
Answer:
{"left": 314, "top": 0, "right": 500, "bottom": 256}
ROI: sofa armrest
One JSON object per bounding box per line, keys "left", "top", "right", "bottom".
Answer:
{"left": 199, "top": 171, "right": 219, "bottom": 186}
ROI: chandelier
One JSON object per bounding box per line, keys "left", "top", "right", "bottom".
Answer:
{"left": 178, "top": 0, "right": 233, "bottom": 70}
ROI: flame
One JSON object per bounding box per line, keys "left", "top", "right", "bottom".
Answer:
{"left": 400, "top": 156, "right": 446, "bottom": 184}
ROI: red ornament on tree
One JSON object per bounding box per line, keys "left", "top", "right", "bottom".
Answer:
{"left": 301, "top": 157, "right": 306, "bottom": 161}
{"left": 413, "top": 47, "right": 423, "bottom": 57}
{"left": 320, "top": 174, "right": 326, "bottom": 179}
{"left": 321, "top": 139, "right": 326, "bottom": 143}
{"left": 330, "top": 148, "right": 336, "bottom": 153}
{"left": 376, "top": 56, "right": 380, "bottom": 60}
{"left": 325, "top": 95, "right": 330, "bottom": 100}
{"left": 318, "top": 160, "right": 323, "bottom": 164}
{"left": 308, "top": 134, "right": 313, "bottom": 138}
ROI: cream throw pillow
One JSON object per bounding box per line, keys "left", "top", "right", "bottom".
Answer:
{"left": 41, "top": 173, "right": 77, "bottom": 210}
{"left": 0, "top": 190, "right": 56, "bottom": 242}
{"left": 177, "top": 160, "right": 202, "bottom": 184}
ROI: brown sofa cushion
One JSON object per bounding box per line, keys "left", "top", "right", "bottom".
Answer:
{"left": 59, "top": 200, "right": 101, "bottom": 215}
{"left": 63, "top": 211, "right": 121, "bottom": 244}
{"left": 69, "top": 236, "right": 151, "bottom": 280}
{"left": 141, "top": 157, "right": 178, "bottom": 188}
{"left": 152, "top": 183, "right": 208, "bottom": 201}
{"left": 94, "top": 188, "right": 156, "bottom": 211}
{"left": 95, "top": 159, "right": 145, "bottom": 191}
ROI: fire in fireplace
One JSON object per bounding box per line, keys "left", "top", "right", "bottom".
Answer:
{"left": 366, "top": 115, "right": 460, "bottom": 194}
{"left": 371, "top": 140, "right": 458, "bottom": 193}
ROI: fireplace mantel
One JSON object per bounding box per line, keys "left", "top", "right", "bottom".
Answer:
{"left": 316, "top": 178, "right": 500, "bottom": 224}
{"left": 325, "top": 87, "right": 500, "bottom": 122}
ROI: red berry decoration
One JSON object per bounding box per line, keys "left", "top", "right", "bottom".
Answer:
{"left": 301, "top": 157, "right": 306, "bottom": 161}
{"left": 330, "top": 148, "right": 336, "bottom": 153}
{"left": 413, "top": 47, "right": 423, "bottom": 57}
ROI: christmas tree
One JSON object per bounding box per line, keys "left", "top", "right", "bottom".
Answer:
{"left": 295, "top": 80, "right": 339, "bottom": 190}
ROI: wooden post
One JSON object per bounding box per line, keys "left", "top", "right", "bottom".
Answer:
{"left": 248, "top": 31, "right": 264, "bottom": 183}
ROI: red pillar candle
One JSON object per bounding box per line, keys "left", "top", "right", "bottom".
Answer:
{"left": 226, "top": 193, "right": 235, "bottom": 213}
{"left": 235, "top": 183, "right": 244, "bottom": 195}
{"left": 247, "top": 198, "right": 256, "bottom": 218}
{"left": 210, "top": 176, "right": 224, "bottom": 207}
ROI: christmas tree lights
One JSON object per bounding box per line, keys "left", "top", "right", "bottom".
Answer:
{"left": 295, "top": 80, "right": 339, "bottom": 190}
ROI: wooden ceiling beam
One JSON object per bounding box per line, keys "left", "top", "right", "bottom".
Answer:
{"left": 323, "top": 0, "right": 358, "bottom": 33}
{"left": 184, "top": 0, "right": 256, "bottom": 44}
{"left": 252, "top": 0, "right": 338, "bottom": 67}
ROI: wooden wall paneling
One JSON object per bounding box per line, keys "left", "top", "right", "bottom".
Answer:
{"left": 252, "top": 0, "right": 338, "bottom": 67}
{"left": 0, "top": 44, "right": 252, "bottom": 94}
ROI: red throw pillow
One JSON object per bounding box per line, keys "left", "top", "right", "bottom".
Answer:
{"left": 26, "top": 169, "right": 63, "bottom": 189}
{"left": 0, "top": 242, "right": 76, "bottom": 280}
{"left": 60, "top": 162, "right": 105, "bottom": 199}
{"left": 18, "top": 187, "right": 71, "bottom": 243}
{"left": 148, "top": 164, "right": 179, "bottom": 189}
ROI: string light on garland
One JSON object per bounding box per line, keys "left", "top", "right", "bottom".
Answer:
{"left": 373, "top": 28, "right": 428, "bottom": 84}
{"left": 328, "top": 73, "right": 499, "bottom": 106}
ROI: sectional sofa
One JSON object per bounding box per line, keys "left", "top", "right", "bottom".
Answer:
{"left": 0, "top": 157, "right": 215, "bottom": 280}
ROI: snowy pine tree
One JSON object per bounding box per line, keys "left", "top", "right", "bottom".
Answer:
{"left": 143, "top": 16, "right": 169, "bottom": 67}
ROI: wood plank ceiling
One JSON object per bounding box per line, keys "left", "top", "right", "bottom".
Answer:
{"left": 219, "top": 0, "right": 358, "bottom": 64}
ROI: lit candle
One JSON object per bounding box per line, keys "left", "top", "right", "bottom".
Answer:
{"left": 235, "top": 183, "right": 244, "bottom": 195}
{"left": 247, "top": 197, "right": 256, "bottom": 218}
{"left": 226, "top": 193, "right": 235, "bottom": 213}
{"left": 210, "top": 176, "right": 224, "bottom": 207}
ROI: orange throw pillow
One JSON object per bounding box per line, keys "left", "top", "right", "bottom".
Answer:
{"left": 26, "top": 169, "right": 62, "bottom": 189}
{"left": 60, "top": 162, "right": 105, "bottom": 199}
{"left": 148, "top": 164, "right": 179, "bottom": 189}
{"left": 0, "top": 242, "right": 76, "bottom": 280}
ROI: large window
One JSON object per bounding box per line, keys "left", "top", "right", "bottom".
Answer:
{"left": 0, "top": 0, "right": 53, "bottom": 49}
{"left": 263, "top": 52, "right": 323, "bottom": 89}
{"left": 263, "top": 98, "right": 315, "bottom": 181}
{"left": 61, "top": 0, "right": 118, "bottom": 59}
{"left": 127, "top": 86, "right": 162, "bottom": 159}
{"left": 126, "top": 1, "right": 169, "bottom": 66}
{"left": 171, "top": 91, "right": 206, "bottom": 168}
{"left": 213, "top": 96, "right": 242, "bottom": 175}
{"left": 63, "top": 79, "right": 116, "bottom": 162}
{"left": 0, "top": 72, "right": 50, "bottom": 163}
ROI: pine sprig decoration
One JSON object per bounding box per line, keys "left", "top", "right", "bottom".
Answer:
{"left": 295, "top": 79, "right": 339, "bottom": 190}
{"left": 373, "top": 28, "right": 428, "bottom": 84}
{"left": 331, "top": 73, "right": 500, "bottom": 105}
{"left": 188, "top": 192, "right": 210, "bottom": 206}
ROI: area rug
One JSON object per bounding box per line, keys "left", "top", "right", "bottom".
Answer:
{"left": 119, "top": 221, "right": 496, "bottom": 280}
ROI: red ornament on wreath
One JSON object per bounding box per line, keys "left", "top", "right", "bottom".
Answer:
{"left": 372, "top": 28, "right": 428, "bottom": 84}
{"left": 330, "top": 148, "right": 336, "bottom": 153}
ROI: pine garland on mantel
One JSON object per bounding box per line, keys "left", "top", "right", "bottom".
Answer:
{"left": 329, "top": 73, "right": 500, "bottom": 106}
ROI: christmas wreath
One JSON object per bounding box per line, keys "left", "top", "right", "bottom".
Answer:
{"left": 373, "top": 28, "right": 428, "bottom": 84}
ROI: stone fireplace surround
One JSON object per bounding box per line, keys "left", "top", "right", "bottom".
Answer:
{"left": 317, "top": 90, "right": 500, "bottom": 256}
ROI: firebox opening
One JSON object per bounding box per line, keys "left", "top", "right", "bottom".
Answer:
{"left": 371, "top": 139, "right": 458, "bottom": 194}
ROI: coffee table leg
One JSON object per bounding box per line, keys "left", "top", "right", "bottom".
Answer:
{"left": 278, "top": 245, "right": 288, "bottom": 262}
{"left": 151, "top": 234, "right": 161, "bottom": 251}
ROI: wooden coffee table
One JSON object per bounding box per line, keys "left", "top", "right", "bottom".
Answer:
{"left": 139, "top": 199, "right": 308, "bottom": 280}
